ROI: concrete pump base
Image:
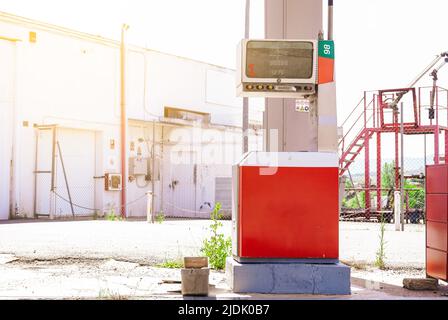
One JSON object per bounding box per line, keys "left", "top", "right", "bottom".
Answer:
{"left": 226, "top": 257, "right": 351, "bottom": 295}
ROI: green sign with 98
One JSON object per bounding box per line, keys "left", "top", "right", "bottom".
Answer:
{"left": 318, "top": 40, "right": 335, "bottom": 59}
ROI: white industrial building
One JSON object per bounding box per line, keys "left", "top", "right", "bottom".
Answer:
{"left": 0, "top": 11, "right": 263, "bottom": 221}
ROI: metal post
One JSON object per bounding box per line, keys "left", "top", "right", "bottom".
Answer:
{"left": 400, "top": 102, "right": 405, "bottom": 231}
{"left": 365, "top": 131, "right": 370, "bottom": 220}
{"left": 33, "top": 129, "right": 39, "bottom": 218}
{"left": 120, "top": 24, "right": 129, "bottom": 219}
{"left": 394, "top": 191, "right": 401, "bottom": 231}
{"left": 328, "top": 0, "right": 334, "bottom": 40}
{"left": 50, "top": 127, "right": 57, "bottom": 192}
{"left": 394, "top": 112, "right": 399, "bottom": 190}
{"left": 424, "top": 134, "right": 427, "bottom": 167}
{"left": 418, "top": 88, "right": 422, "bottom": 126}
{"left": 151, "top": 119, "right": 156, "bottom": 223}
{"left": 242, "top": 0, "right": 250, "bottom": 153}
{"left": 146, "top": 191, "right": 153, "bottom": 223}
{"left": 377, "top": 132, "right": 382, "bottom": 213}
{"left": 50, "top": 126, "right": 57, "bottom": 220}
{"left": 364, "top": 91, "right": 367, "bottom": 128}
{"left": 424, "top": 133, "right": 427, "bottom": 225}
{"left": 435, "top": 127, "right": 440, "bottom": 164}
{"left": 435, "top": 86, "right": 440, "bottom": 164}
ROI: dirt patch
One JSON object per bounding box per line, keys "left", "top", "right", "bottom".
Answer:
{"left": 0, "top": 255, "right": 446, "bottom": 300}
{"left": 0, "top": 256, "right": 228, "bottom": 299}
{"left": 0, "top": 254, "right": 18, "bottom": 264}
{"left": 9, "top": 257, "right": 106, "bottom": 266}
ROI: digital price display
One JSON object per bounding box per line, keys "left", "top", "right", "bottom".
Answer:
{"left": 245, "top": 41, "right": 314, "bottom": 79}
{"left": 236, "top": 39, "right": 319, "bottom": 98}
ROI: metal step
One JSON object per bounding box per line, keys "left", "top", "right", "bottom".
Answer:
{"left": 343, "top": 159, "right": 355, "bottom": 163}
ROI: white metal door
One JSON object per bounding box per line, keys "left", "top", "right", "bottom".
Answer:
{"left": 0, "top": 40, "right": 15, "bottom": 220}
{"left": 165, "top": 150, "right": 197, "bottom": 218}
{"left": 35, "top": 127, "right": 55, "bottom": 216}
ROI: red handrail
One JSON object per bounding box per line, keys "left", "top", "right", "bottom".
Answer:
{"left": 339, "top": 96, "right": 375, "bottom": 149}
{"left": 340, "top": 96, "right": 365, "bottom": 127}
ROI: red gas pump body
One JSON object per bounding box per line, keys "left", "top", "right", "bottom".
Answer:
{"left": 234, "top": 152, "right": 339, "bottom": 260}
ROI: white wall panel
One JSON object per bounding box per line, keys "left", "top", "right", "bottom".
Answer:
{"left": 0, "top": 40, "right": 15, "bottom": 220}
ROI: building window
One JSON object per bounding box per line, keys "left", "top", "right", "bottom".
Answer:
{"left": 164, "top": 107, "right": 211, "bottom": 124}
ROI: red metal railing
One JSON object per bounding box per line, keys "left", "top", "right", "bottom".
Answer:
{"left": 339, "top": 86, "right": 448, "bottom": 222}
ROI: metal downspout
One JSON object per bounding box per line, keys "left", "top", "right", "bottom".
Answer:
{"left": 120, "top": 24, "right": 129, "bottom": 218}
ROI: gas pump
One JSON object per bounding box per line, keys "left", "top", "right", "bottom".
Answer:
{"left": 226, "top": 0, "right": 350, "bottom": 295}
{"left": 233, "top": 38, "right": 339, "bottom": 262}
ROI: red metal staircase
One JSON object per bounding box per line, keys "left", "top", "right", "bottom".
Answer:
{"left": 339, "top": 128, "right": 374, "bottom": 177}
{"left": 338, "top": 93, "right": 376, "bottom": 177}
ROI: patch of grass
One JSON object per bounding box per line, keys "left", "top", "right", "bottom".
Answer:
{"left": 98, "top": 288, "right": 127, "bottom": 300}
{"left": 105, "top": 209, "right": 117, "bottom": 221}
{"left": 156, "top": 259, "right": 184, "bottom": 269}
{"left": 105, "top": 208, "right": 124, "bottom": 221}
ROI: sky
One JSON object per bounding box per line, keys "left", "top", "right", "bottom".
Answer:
{"left": 1, "top": 0, "right": 448, "bottom": 158}
{"left": 0, "top": 0, "right": 262, "bottom": 67}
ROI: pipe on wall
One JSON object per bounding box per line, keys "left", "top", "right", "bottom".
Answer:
{"left": 120, "top": 24, "right": 129, "bottom": 218}
{"left": 242, "top": 0, "right": 250, "bottom": 153}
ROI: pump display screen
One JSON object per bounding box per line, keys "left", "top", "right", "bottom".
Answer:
{"left": 245, "top": 41, "right": 314, "bottom": 79}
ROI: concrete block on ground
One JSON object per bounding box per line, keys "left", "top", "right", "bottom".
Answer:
{"left": 181, "top": 268, "right": 210, "bottom": 296}
{"left": 403, "top": 278, "right": 438, "bottom": 291}
{"left": 226, "top": 257, "right": 351, "bottom": 295}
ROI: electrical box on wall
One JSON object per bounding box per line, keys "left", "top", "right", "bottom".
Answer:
{"left": 128, "top": 157, "right": 161, "bottom": 181}
{"left": 105, "top": 173, "right": 122, "bottom": 191}
{"left": 129, "top": 157, "right": 148, "bottom": 176}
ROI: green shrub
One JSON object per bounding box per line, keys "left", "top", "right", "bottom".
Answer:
{"left": 156, "top": 211, "right": 165, "bottom": 224}
{"left": 105, "top": 208, "right": 123, "bottom": 221}
{"left": 404, "top": 182, "right": 424, "bottom": 209}
{"left": 201, "top": 203, "right": 232, "bottom": 270}
{"left": 106, "top": 209, "right": 117, "bottom": 221}
{"left": 343, "top": 191, "right": 365, "bottom": 209}
{"left": 156, "top": 259, "right": 183, "bottom": 269}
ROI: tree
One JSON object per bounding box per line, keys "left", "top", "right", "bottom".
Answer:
{"left": 381, "top": 162, "right": 395, "bottom": 190}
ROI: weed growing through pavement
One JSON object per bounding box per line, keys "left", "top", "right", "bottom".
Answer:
{"left": 201, "top": 202, "right": 231, "bottom": 270}
{"left": 375, "top": 213, "right": 387, "bottom": 270}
